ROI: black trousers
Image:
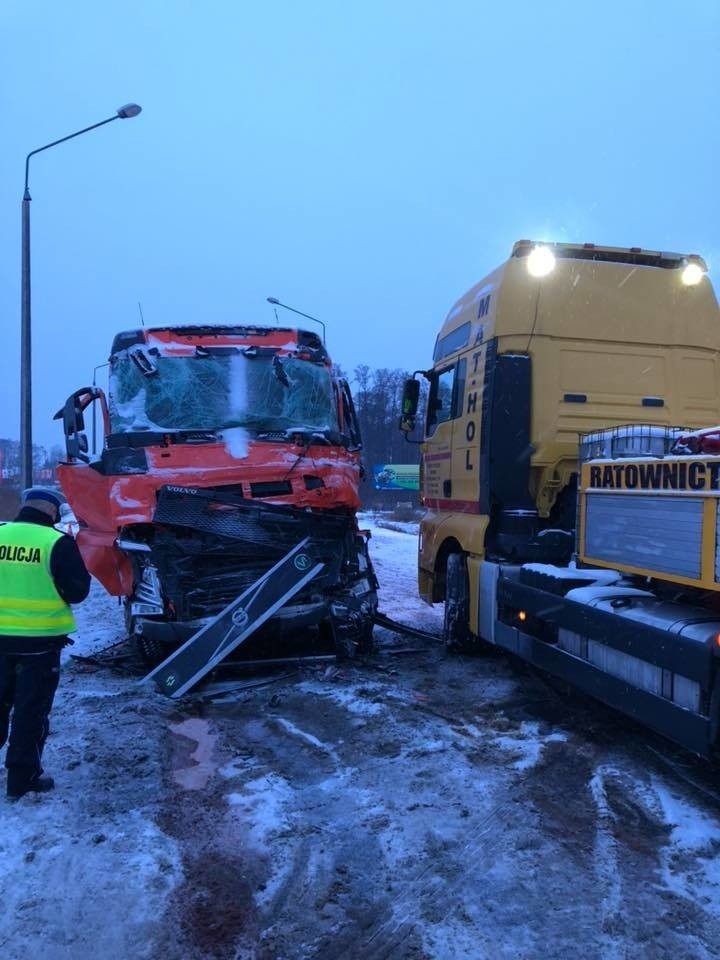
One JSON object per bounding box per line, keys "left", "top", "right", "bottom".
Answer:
{"left": 0, "top": 650, "right": 61, "bottom": 794}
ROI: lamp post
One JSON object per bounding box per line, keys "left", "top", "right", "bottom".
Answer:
{"left": 20, "top": 103, "right": 142, "bottom": 490}
{"left": 92, "top": 362, "right": 110, "bottom": 456}
{"left": 266, "top": 297, "right": 326, "bottom": 344}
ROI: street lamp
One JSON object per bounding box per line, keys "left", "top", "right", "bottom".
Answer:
{"left": 266, "top": 297, "right": 326, "bottom": 344}
{"left": 20, "top": 103, "right": 142, "bottom": 490}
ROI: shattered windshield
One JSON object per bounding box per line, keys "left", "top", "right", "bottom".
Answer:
{"left": 108, "top": 353, "right": 339, "bottom": 435}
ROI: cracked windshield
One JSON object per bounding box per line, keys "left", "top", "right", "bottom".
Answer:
{"left": 108, "top": 353, "right": 338, "bottom": 434}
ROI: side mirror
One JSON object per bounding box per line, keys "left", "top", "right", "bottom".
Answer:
{"left": 67, "top": 432, "right": 89, "bottom": 462}
{"left": 399, "top": 379, "right": 420, "bottom": 433}
{"left": 53, "top": 387, "right": 94, "bottom": 463}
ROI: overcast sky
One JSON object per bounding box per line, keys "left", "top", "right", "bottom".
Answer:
{"left": 1, "top": 0, "right": 718, "bottom": 451}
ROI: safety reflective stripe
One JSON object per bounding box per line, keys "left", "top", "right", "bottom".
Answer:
{"left": 0, "top": 597, "right": 72, "bottom": 610}
{"left": 0, "top": 598, "right": 75, "bottom": 633}
{"left": 0, "top": 615, "right": 74, "bottom": 629}
{"left": 0, "top": 605, "right": 76, "bottom": 634}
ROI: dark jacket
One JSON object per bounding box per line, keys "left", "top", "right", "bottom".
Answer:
{"left": 0, "top": 506, "right": 91, "bottom": 654}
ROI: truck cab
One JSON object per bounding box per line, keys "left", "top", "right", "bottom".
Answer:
{"left": 55, "top": 324, "right": 376, "bottom": 662}
{"left": 402, "top": 240, "right": 720, "bottom": 633}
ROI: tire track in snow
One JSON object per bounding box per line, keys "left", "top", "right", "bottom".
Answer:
{"left": 589, "top": 765, "right": 625, "bottom": 960}
{"left": 273, "top": 716, "right": 344, "bottom": 768}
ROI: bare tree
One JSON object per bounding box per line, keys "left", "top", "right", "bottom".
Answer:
{"left": 351, "top": 367, "right": 420, "bottom": 506}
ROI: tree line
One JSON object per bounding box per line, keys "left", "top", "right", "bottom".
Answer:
{"left": 340, "top": 365, "right": 427, "bottom": 507}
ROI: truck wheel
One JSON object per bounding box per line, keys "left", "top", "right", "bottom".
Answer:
{"left": 443, "top": 553, "right": 471, "bottom": 652}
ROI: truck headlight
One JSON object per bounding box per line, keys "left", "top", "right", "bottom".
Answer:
{"left": 526, "top": 245, "right": 556, "bottom": 278}
{"left": 681, "top": 261, "right": 705, "bottom": 286}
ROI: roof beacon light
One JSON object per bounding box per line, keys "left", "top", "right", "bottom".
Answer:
{"left": 681, "top": 261, "right": 705, "bottom": 287}
{"left": 526, "top": 245, "right": 556, "bottom": 278}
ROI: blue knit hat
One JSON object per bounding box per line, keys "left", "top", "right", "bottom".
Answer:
{"left": 21, "top": 486, "right": 67, "bottom": 511}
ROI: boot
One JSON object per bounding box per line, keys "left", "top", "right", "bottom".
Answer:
{"left": 7, "top": 775, "right": 55, "bottom": 801}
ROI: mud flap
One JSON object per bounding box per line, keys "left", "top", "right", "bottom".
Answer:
{"left": 144, "top": 538, "right": 324, "bottom": 698}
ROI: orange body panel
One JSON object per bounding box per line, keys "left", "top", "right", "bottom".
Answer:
{"left": 58, "top": 439, "right": 362, "bottom": 595}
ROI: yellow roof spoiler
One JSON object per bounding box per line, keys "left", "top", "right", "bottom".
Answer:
{"left": 511, "top": 239, "right": 707, "bottom": 272}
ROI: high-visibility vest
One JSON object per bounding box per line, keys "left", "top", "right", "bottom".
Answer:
{"left": 0, "top": 522, "right": 77, "bottom": 637}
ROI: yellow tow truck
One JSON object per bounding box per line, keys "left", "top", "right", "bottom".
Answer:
{"left": 401, "top": 241, "right": 720, "bottom": 754}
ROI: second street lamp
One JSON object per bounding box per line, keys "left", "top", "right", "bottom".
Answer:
{"left": 266, "top": 297, "right": 326, "bottom": 344}
{"left": 20, "top": 103, "right": 142, "bottom": 490}
{"left": 92, "top": 362, "right": 110, "bottom": 456}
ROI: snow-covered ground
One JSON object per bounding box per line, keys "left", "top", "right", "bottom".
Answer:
{"left": 2, "top": 517, "right": 720, "bottom": 959}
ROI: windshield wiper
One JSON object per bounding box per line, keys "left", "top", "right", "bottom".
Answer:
{"left": 272, "top": 356, "right": 290, "bottom": 387}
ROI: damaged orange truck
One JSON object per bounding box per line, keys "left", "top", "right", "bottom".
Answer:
{"left": 55, "top": 324, "right": 377, "bottom": 664}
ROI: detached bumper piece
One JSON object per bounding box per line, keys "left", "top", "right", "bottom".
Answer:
{"left": 145, "top": 537, "right": 323, "bottom": 698}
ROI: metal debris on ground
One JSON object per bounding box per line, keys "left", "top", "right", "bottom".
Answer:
{"left": 372, "top": 611, "right": 441, "bottom": 643}
{"left": 197, "top": 672, "right": 298, "bottom": 703}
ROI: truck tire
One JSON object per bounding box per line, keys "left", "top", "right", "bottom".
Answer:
{"left": 443, "top": 553, "right": 471, "bottom": 652}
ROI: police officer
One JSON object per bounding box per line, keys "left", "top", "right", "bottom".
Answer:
{"left": 0, "top": 486, "right": 90, "bottom": 800}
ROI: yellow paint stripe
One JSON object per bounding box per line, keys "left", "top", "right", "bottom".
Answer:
{"left": 0, "top": 617, "right": 74, "bottom": 629}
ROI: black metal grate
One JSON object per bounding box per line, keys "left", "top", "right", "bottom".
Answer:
{"left": 579, "top": 424, "right": 688, "bottom": 462}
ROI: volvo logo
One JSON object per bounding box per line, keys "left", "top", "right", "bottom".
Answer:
{"left": 231, "top": 607, "right": 249, "bottom": 629}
